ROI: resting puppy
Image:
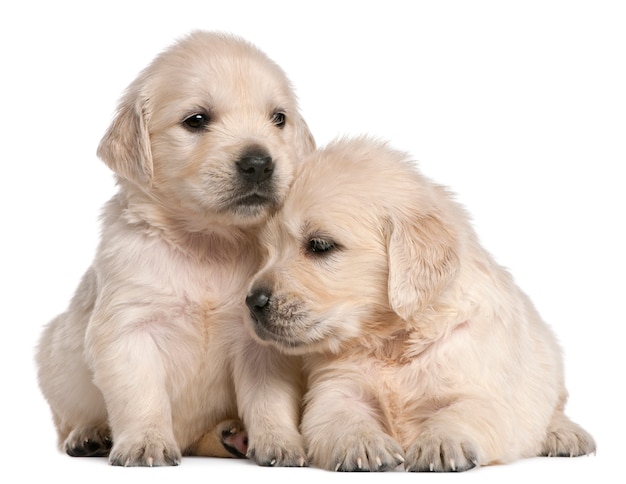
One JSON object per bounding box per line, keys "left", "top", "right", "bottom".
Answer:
{"left": 36, "top": 31, "right": 314, "bottom": 466}
{"left": 245, "top": 137, "right": 596, "bottom": 471}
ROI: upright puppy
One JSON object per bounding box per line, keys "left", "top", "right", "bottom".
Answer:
{"left": 245, "top": 137, "right": 596, "bottom": 471}
{"left": 37, "top": 31, "right": 314, "bottom": 466}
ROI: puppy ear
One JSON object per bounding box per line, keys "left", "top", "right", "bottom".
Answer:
{"left": 387, "top": 212, "right": 459, "bottom": 321}
{"left": 291, "top": 112, "right": 316, "bottom": 158}
{"left": 97, "top": 88, "right": 153, "bottom": 187}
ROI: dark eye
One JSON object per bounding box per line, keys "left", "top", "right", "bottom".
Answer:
{"left": 183, "top": 113, "right": 210, "bottom": 131}
{"left": 308, "top": 237, "right": 336, "bottom": 254}
{"left": 271, "top": 111, "right": 286, "bottom": 128}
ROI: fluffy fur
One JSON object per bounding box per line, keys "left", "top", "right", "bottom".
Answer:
{"left": 244, "top": 137, "right": 596, "bottom": 471}
{"left": 36, "top": 31, "right": 314, "bottom": 467}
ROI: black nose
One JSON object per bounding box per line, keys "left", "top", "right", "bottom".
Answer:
{"left": 246, "top": 287, "right": 271, "bottom": 319}
{"left": 237, "top": 150, "right": 274, "bottom": 183}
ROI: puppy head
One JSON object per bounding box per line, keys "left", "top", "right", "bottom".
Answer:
{"left": 244, "top": 137, "right": 459, "bottom": 354}
{"left": 97, "top": 31, "right": 315, "bottom": 229}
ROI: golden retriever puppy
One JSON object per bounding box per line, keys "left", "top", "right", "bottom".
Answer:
{"left": 244, "top": 137, "right": 596, "bottom": 472}
{"left": 36, "top": 31, "right": 314, "bottom": 467}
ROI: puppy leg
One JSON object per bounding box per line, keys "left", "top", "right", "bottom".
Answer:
{"left": 302, "top": 378, "right": 404, "bottom": 471}
{"left": 188, "top": 419, "right": 248, "bottom": 458}
{"left": 87, "top": 310, "right": 182, "bottom": 466}
{"left": 40, "top": 317, "right": 111, "bottom": 458}
{"left": 540, "top": 409, "right": 596, "bottom": 457}
{"left": 37, "top": 268, "right": 111, "bottom": 458}
{"left": 233, "top": 339, "right": 307, "bottom": 467}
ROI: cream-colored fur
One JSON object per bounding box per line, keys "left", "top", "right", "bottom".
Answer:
{"left": 36, "top": 31, "right": 314, "bottom": 467}
{"left": 245, "top": 137, "right": 596, "bottom": 472}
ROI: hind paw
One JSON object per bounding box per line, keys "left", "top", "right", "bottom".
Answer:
{"left": 218, "top": 419, "right": 248, "bottom": 458}
{"left": 64, "top": 425, "right": 112, "bottom": 457}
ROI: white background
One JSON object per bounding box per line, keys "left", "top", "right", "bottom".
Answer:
{"left": 1, "top": 1, "right": 624, "bottom": 482}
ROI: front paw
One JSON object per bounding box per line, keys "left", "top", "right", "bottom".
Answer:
{"left": 248, "top": 433, "right": 307, "bottom": 467}
{"left": 405, "top": 431, "right": 479, "bottom": 472}
{"left": 109, "top": 433, "right": 181, "bottom": 467}
{"left": 324, "top": 429, "right": 404, "bottom": 472}
{"left": 540, "top": 421, "right": 596, "bottom": 457}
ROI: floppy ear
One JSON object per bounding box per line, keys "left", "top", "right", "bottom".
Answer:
{"left": 291, "top": 111, "right": 316, "bottom": 158}
{"left": 96, "top": 89, "right": 153, "bottom": 187}
{"left": 387, "top": 212, "right": 459, "bottom": 321}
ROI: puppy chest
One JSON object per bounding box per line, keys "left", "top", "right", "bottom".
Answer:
{"left": 197, "top": 296, "right": 245, "bottom": 337}
{"left": 176, "top": 270, "right": 250, "bottom": 341}
{"left": 372, "top": 363, "right": 430, "bottom": 440}
{"left": 126, "top": 293, "right": 245, "bottom": 373}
